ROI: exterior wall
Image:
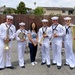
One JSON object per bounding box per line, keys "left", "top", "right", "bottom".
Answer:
{"left": 0, "top": 7, "right": 6, "bottom": 14}
{"left": 61, "top": 11, "right": 68, "bottom": 15}
{"left": 44, "top": 8, "right": 69, "bottom": 15}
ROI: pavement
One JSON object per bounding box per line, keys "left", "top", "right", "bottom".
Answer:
{"left": 0, "top": 41, "right": 75, "bottom": 75}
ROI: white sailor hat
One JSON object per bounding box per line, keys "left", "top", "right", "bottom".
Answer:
{"left": 19, "top": 22, "right": 25, "bottom": 26}
{"left": 64, "top": 17, "right": 71, "bottom": 20}
{"left": 6, "top": 15, "right": 13, "bottom": 19}
{"left": 51, "top": 16, "right": 59, "bottom": 20}
{"left": 41, "top": 19, "right": 48, "bottom": 22}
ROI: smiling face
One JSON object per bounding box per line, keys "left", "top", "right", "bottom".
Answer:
{"left": 65, "top": 20, "right": 71, "bottom": 25}
{"left": 32, "top": 23, "right": 36, "bottom": 30}
{"left": 20, "top": 25, "right": 25, "bottom": 29}
{"left": 6, "top": 18, "right": 13, "bottom": 25}
{"left": 42, "top": 22, "right": 48, "bottom": 27}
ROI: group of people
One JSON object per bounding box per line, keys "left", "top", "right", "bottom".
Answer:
{"left": 0, "top": 15, "right": 75, "bottom": 70}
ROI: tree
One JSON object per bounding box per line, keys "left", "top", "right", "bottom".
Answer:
{"left": 17, "top": 1, "right": 27, "bottom": 14}
{"left": 33, "top": 7, "right": 44, "bottom": 15}
{"left": 3, "top": 8, "right": 16, "bottom": 14}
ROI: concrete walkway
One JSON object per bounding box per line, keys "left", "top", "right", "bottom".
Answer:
{"left": 0, "top": 41, "right": 75, "bottom": 75}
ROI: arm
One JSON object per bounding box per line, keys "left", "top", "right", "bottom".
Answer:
{"left": 58, "top": 26, "right": 66, "bottom": 37}
{"left": 28, "top": 33, "right": 35, "bottom": 45}
{"left": 16, "top": 30, "right": 20, "bottom": 41}
{"left": 10, "top": 26, "right": 16, "bottom": 40}
{"left": 38, "top": 29, "right": 43, "bottom": 43}
{"left": 47, "top": 27, "right": 53, "bottom": 39}
{"left": 0, "top": 24, "right": 6, "bottom": 40}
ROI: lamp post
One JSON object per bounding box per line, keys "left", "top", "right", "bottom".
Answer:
{"left": 34, "top": 2, "right": 36, "bottom": 9}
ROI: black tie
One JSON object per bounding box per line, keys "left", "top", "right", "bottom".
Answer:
{"left": 66, "top": 26, "right": 70, "bottom": 34}
{"left": 52, "top": 25, "right": 58, "bottom": 33}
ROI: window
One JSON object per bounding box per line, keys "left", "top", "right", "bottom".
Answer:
{"left": 62, "top": 10, "right": 66, "bottom": 13}
{"left": 68, "top": 10, "right": 73, "bottom": 15}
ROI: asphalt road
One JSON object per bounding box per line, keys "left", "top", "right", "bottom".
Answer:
{"left": 0, "top": 41, "right": 75, "bottom": 75}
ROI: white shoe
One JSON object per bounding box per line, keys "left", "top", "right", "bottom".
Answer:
{"left": 31, "top": 62, "right": 35, "bottom": 66}
{"left": 34, "top": 61, "right": 37, "bottom": 64}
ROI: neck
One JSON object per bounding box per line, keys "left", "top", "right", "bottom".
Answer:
{"left": 43, "top": 26, "right": 47, "bottom": 27}
{"left": 66, "top": 23, "right": 70, "bottom": 26}
{"left": 6, "top": 22, "right": 11, "bottom": 25}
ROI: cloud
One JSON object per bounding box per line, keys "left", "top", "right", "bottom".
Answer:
{"left": 0, "top": 0, "right": 75, "bottom": 9}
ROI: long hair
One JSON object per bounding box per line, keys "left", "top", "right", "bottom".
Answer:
{"left": 30, "top": 22, "right": 37, "bottom": 33}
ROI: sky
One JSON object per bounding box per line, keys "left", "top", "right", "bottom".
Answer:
{"left": 0, "top": 0, "right": 75, "bottom": 9}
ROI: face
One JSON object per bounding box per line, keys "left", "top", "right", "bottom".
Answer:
{"left": 52, "top": 20, "right": 58, "bottom": 25}
{"left": 6, "top": 18, "right": 13, "bottom": 25}
{"left": 65, "top": 20, "right": 71, "bottom": 25}
{"left": 20, "top": 25, "right": 25, "bottom": 29}
{"left": 32, "top": 23, "right": 36, "bottom": 30}
{"left": 42, "top": 22, "right": 48, "bottom": 27}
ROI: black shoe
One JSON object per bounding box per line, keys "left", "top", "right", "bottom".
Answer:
{"left": 0, "top": 68, "right": 4, "bottom": 70}
{"left": 52, "top": 63, "right": 56, "bottom": 65}
{"left": 47, "top": 65, "right": 50, "bottom": 68}
{"left": 70, "top": 67, "right": 74, "bottom": 70}
{"left": 6, "top": 66, "right": 14, "bottom": 69}
{"left": 64, "top": 64, "right": 69, "bottom": 66}
{"left": 41, "top": 62, "right": 45, "bottom": 65}
{"left": 21, "top": 66, "right": 25, "bottom": 68}
{"left": 57, "top": 66, "right": 61, "bottom": 69}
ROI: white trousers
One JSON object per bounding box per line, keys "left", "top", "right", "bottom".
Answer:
{"left": 52, "top": 42, "right": 62, "bottom": 66}
{"left": 0, "top": 41, "right": 12, "bottom": 68}
{"left": 41, "top": 43, "right": 50, "bottom": 65}
{"left": 18, "top": 41, "right": 26, "bottom": 67}
{"left": 64, "top": 41, "right": 75, "bottom": 67}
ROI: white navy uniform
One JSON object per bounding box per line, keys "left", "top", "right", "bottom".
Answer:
{"left": 49, "top": 24, "right": 65, "bottom": 66}
{"left": 38, "top": 26, "right": 50, "bottom": 65}
{"left": 0, "top": 22, "right": 16, "bottom": 68}
{"left": 16, "top": 22, "right": 28, "bottom": 67}
{"left": 63, "top": 17, "right": 75, "bottom": 68}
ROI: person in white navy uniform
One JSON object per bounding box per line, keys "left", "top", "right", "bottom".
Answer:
{"left": 0, "top": 15, "right": 16, "bottom": 70}
{"left": 49, "top": 16, "right": 65, "bottom": 69}
{"left": 16, "top": 22, "right": 28, "bottom": 68}
{"left": 63, "top": 17, "right": 75, "bottom": 70}
{"left": 38, "top": 19, "right": 50, "bottom": 68}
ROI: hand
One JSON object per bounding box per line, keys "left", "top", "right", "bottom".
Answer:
{"left": 33, "top": 43, "right": 37, "bottom": 46}
{"left": 43, "top": 33, "right": 47, "bottom": 38}
{"left": 50, "top": 42, "right": 52, "bottom": 45}
{"left": 39, "top": 42, "right": 42, "bottom": 46}
{"left": 54, "top": 33, "right": 58, "bottom": 37}
{"left": 20, "top": 39, "right": 25, "bottom": 42}
{"left": 73, "top": 37, "right": 75, "bottom": 40}
{"left": 4, "top": 38, "right": 10, "bottom": 43}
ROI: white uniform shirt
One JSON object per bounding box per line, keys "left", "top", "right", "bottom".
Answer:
{"left": 63, "top": 24, "right": 72, "bottom": 42}
{"left": 49, "top": 24, "right": 65, "bottom": 43}
{"left": 0, "top": 23, "right": 16, "bottom": 41}
{"left": 38, "top": 26, "right": 50, "bottom": 44}
{"left": 16, "top": 29, "right": 28, "bottom": 41}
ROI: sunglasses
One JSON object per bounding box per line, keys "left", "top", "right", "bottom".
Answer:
{"left": 8, "top": 19, "right": 13, "bottom": 21}
{"left": 65, "top": 20, "right": 70, "bottom": 22}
